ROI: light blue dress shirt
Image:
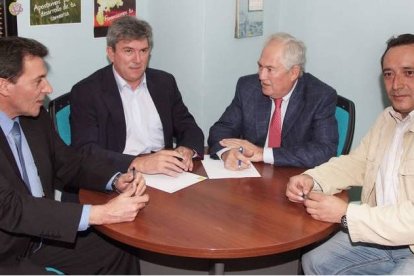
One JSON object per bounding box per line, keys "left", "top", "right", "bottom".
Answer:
{"left": 0, "top": 111, "right": 92, "bottom": 231}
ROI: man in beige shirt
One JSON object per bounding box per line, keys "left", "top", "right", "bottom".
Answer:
{"left": 286, "top": 33, "right": 414, "bottom": 274}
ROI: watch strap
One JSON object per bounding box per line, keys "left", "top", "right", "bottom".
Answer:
{"left": 340, "top": 215, "right": 348, "bottom": 229}
{"left": 111, "top": 172, "right": 122, "bottom": 194}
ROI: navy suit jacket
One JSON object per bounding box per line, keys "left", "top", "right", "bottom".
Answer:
{"left": 70, "top": 65, "right": 204, "bottom": 171}
{"left": 0, "top": 109, "right": 114, "bottom": 270}
{"left": 208, "top": 73, "right": 338, "bottom": 168}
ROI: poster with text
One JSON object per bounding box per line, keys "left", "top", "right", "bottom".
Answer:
{"left": 31, "top": 0, "right": 81, "bottom": 25}
{"left": 94, "top": 0, "right": 135, "bottom": 38}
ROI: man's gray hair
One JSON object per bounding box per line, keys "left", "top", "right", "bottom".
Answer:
{"left": 107, "top": 16, "right": 153, "bottom": 50}
{"left": 265, "top": 33, "right": 306, "bottom": 75}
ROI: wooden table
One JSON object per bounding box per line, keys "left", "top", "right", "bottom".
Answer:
{"left": 80, "top": 161, "right": 344, "bottom": 274}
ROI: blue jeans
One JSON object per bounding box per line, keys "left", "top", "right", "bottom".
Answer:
{"left": 302, "top": 231, "right": 414, "bottom": 274}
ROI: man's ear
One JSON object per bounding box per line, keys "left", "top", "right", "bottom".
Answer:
{"left": 106, "top": 46, "right": 115, "bottom": 63}
{"left": 0, "top": 78, "right": 11, "bottom": 96}
{"left": 289, "top": 65, "right": 301, "bottom": 81}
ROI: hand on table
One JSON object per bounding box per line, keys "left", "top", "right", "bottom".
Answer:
{"left": 174, "top": 146, "right": 195, "bottom": 172}
{"left": 219, "top": 139, "right": 264, "bottom": 162}
{"left": 221, "top": 147, "right": 252, "bottom": 170}
{"left": 303, "top": 192, "right": 348, "bottom": 223}
{"left": 131, "top": 149, "right": 188, "bottom": 177}
{"left": 286, "top": 174, "right": 347, "bottom": 223}
{"left": 89, "top": 171, "right": 149, "bottom": 225}
{"left": 286, "top": 174, "right": 314, "bottom": 202}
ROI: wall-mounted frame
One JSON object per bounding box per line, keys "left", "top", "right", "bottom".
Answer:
{"left": 0, "top": 0, "right": 18, "bottom": 37}
{"left": 248, "top": 0, "right": 263, "bottom": 11}
{"left": 235, "top": 0, "right": 263, "bottom": 39}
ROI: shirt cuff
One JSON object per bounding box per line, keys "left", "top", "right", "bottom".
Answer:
{"left": 217, "top": 147, "right": 231, "bottom": 160}
{"left": 106, "top": 172, "right": 120, "bottom": 191}
{"left": 312, "top": 179, "right": 323, "bottom": 192}
{"left": 263, "top": 147, "right": 275, "bottom": 164}
{"left": 78, "top": 205, "right": 91, "bottom": 231}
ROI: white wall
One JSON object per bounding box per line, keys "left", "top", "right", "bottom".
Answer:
{"left": 146, "top": 0, "right": 280, "bottom": 139}
{"left": 17, "top": 0, "right": 414, "bottom": 147}
{"left": 277, "top": 0, "right": 414, "bottom": 147}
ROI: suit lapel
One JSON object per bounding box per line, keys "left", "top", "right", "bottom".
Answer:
{"left": 101, "top": 65, "right": 127, "bottom": 146}
{"left": 282, "top": 76, "right": 305, "bottom": 139}
{"left": 256, "top": 88, "right": 272, "bottom": 145}
{"left": 0, "top": 129, "right": 23, "bottom": 180}
{"left": 146, "top": 69, "right": 171, "bottom": 147}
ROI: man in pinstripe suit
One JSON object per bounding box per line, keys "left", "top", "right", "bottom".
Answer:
{"left": 208, "top": 33, "right": 338, "bottom": 170}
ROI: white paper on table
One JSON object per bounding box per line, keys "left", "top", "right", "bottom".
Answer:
{"left": 201, "top": 155, "right": 261, "bottom": 179}
{"left": 143, "top": 172, "right": 207, "bottom": 193}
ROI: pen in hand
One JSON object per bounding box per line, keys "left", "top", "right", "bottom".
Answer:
{"left": 132, "top": 167, "right": 136, "bottom": 181}
{"left": 130, "top": 167, "right": 137, "bottom": 196}
{"left": 302, "top": 191, "right": 307, "bottom": 200}
{"left": 238, "top": 146, "right": 243, "bottom": 169}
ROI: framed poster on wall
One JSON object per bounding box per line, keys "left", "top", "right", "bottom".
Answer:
{"left": 235, "top": 0, "right": 263, "bottom": 39}
{"left": 0, "top": 0, "right": 18, "bottom": 37}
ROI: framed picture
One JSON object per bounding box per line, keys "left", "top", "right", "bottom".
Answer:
{"left": 0, "top": 0, "right": 18, "bottom": 37}
{"left": 248, "top": 0, "right": 263, "bottom": 12}
{"left": 235, "top": 0, "right": 263, "bottom": 39}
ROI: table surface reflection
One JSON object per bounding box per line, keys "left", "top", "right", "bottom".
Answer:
{"left": 80, "top": 161, "right": 344, "bottom": 259}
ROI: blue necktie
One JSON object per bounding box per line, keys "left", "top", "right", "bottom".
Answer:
{"left": 11, "top": 122, "right": 31, "bottom": 193}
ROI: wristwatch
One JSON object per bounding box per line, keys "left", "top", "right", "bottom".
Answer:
{"left": 340, "top": 215, "right": 348, "bottom": 229}
{"left": 111, "top": 172, "right": 122, "bottom": 194}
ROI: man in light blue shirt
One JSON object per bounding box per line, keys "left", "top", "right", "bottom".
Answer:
{"left": 0, "top": 36, "right": 149, "bottom": 274}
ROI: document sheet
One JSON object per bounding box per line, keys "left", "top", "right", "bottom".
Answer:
{"left": 201, "top": 155, "right": 261, "bottom": 179}
{"left": 143, "top": 172, "right": 207, "bottom": 193}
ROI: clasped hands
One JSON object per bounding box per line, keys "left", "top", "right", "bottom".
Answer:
{"left": 219, "top": 138, "right": 264, "bottom": 170}
{"left": 286, "top": 174, "right": 348, "bottom": 223}
{"left": 131, "top": 146, "right": 195, "bottom": 177}
{"left": 90, "top": 169, "right": 149, "bottom": 225}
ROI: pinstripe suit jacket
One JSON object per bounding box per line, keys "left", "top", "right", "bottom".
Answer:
{"left": 208, "top": 73, "right": 338, "bottom": 168}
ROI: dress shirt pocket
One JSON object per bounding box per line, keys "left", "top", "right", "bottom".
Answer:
{"left": 399, "top": 159, "right": 414, "bottom": 201}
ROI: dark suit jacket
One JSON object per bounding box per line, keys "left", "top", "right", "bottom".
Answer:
{"left": 70, "top": 65, "right": 204, "bottom": 171}
{"left": 0, "top": 109, "right": 114, "bottom": 270}
{"left": 208, "top": 73, "right": 338, "bottom": 168}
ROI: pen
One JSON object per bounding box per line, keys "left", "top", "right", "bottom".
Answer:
{"left": 132, "top": 167, "right": 136, "bottom": 181}
{"left": 238, "top": 146, "right": 243, "bottom": 169}
{"left": 302, "top": 189, "right": 307, "bottom": 200}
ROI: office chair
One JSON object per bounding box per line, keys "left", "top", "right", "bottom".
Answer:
{"left": 335, "top": 95, "right": 355, "bottom": 156}
{"left": 48, "top": 93, "right": 71, "bottom": 145}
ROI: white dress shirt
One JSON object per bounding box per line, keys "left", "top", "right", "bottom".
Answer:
{"left": 375, "top": 110, "right": 414, "bottom": 206}
{"left": 113, "top": 67, "right": 165, "bottom": 155}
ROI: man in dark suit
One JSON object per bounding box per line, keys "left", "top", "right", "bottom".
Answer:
{"left": 70, "top": 16, "right": 204, "bottom": 176}
{"left": 208, "top": 33, "right": 338, "bottom": 170}
{"left": 0, "top": 37, "right": 149, "bottom": 274}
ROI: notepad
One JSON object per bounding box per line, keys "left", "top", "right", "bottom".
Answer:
{"left": 143, "top": 172, "right": 207, "bottom": 193}
{"left": 201, "top": 155, "right": 261, "bottom": 179}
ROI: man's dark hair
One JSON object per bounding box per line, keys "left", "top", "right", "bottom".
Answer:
{"left": 0, "top": 36, "right": 48, "bottom": 83}
{"left": 106, "top": 16, "right": 153, "bottom": 50}
{"left": 381, "top": 33, "right": 414, "bottom": 67}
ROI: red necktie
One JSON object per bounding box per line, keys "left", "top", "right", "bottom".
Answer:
{"left": 268, "top": 98, "right": 282, "bottom": 148}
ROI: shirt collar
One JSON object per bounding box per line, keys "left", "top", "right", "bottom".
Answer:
{"left": 388, "top": 108, "right": 414, "bottom": 122}
{"left": 388, "top": 107, "right": 414, "bottom": 133}
{"left": 0, "top": 110, "right": 18, "bottom": 136}
{"left": 112, "top": 66, "right": 147, "bottom": 92}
